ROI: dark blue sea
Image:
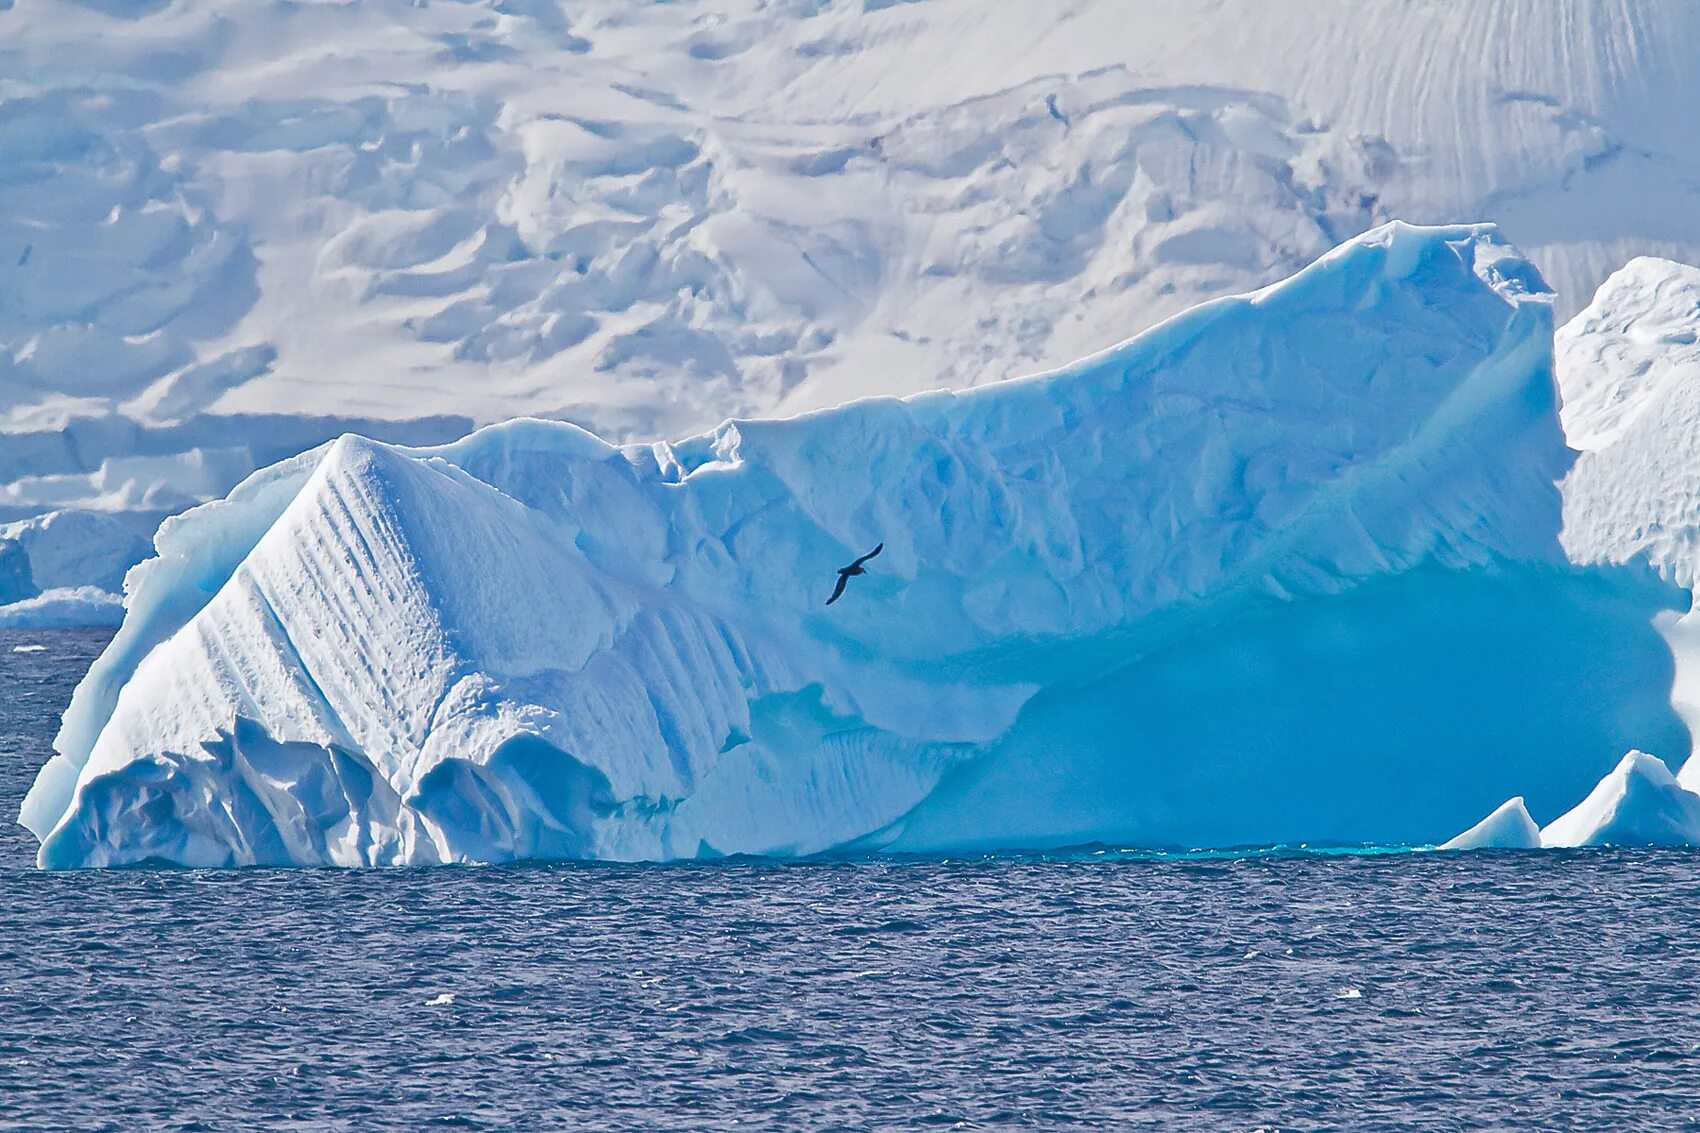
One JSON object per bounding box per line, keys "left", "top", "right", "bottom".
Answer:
{"left": 4, "top": 628, "right": 1700, "bottom": 1130}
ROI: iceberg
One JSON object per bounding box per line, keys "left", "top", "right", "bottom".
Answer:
{"left": 0, "top": 509, "right": 148, "bottom": 595}
{"left": 1439, "top": 752, "right": 1700, "bottom": 852}
{"left": 0, "top": 587, "right": 124, "bottom": 631}
{"left": 0, "top": 509, "right": 148, "bottom": 627}
{"left": 1439, "top": 797, "right": 1542, "bottom": 851}
{"left": 20, "top": 223, "right": 1689, "bottom": 868}
{"left": 1538, "top": 751, "right": 1700, "bottom": 848}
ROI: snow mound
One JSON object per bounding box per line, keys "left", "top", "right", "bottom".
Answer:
{"left": 1540, "top": 751, "right": 1700, "bottom": 848}
{"left": 1466, "top": 747, "right": 1700, "bottom": 850}
{"left": 1440, "top": 797, "right": 1542, "bottom": 851}
{"left": 21, "top": 223, "right": 1686, "bottom": 868}
{"left": 0, "top": 587, "right": 124, "bottom": 630}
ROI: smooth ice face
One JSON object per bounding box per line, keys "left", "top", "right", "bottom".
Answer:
{"left": 1540, "top": 751, "right": 1700, "bottom": 848}
{"left": 1441, "top": 797, "right": 1542, "bottom": 851}
{"left": 21, "top": 223, "right": 1686, "bottom": 868}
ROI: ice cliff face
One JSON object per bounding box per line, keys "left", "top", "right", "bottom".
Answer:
{"left": 21, "top": 223, "right": 1688, "bottom": 868}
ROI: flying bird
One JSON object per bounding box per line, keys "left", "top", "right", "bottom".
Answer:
{"left": 825, "top": 543, "right": 883, "bottom": 606}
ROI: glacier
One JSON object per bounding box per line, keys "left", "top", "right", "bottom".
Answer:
{"left": 6, "top": 0, "right": 1700, "bottom": 588}
{"left": 21, "top": 222, "right": 1693, "bottom": 868}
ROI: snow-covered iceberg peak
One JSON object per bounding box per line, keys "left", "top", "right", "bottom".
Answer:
{"left": 29, "top": 221, "right": 1670, "bottom": 869}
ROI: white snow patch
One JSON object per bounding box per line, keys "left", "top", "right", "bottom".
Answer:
{"left": 1560, "top": 257, "right": 1700, "bottom": 585}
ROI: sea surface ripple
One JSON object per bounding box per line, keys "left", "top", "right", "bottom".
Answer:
{"left": 4, "top": 628, "right": 1700, "bottom": 1131}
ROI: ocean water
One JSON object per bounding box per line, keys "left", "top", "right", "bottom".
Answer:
{"left": 4, "top": 630, "right": 1700, "bottom": 1130}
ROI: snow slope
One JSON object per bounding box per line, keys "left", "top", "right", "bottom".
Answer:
{"left": 5, "top": 0, "right": 1700, "bottom": 555}
{"left": 23, "top": 223, "right": 1688, "bottom": 868}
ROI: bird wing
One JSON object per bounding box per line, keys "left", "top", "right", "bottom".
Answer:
{"left": 825, "top": 572, "right": 850, "bottom": 605}
{"left": 851, "top": 542, "right": 884, "bottom": 569}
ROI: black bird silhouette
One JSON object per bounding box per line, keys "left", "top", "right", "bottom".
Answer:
{"left": 825, "top": 543, "right": 883, "bottom": 606}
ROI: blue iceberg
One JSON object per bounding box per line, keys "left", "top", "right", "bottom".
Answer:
{"left": 20, "top": 223, "right": 1687, "bottom": 867}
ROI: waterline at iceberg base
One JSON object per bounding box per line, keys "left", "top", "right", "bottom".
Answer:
{"left": 19, "top": 222, "right": 1692, "bottom": 868}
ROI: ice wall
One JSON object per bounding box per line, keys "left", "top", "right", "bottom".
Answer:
{"left": 21, "top": 224, "right": 1686, "bottom": 868}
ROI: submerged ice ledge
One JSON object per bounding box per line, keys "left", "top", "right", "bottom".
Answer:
{"left": 19, "top": 222, "right": 1692, "bottom": 868}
